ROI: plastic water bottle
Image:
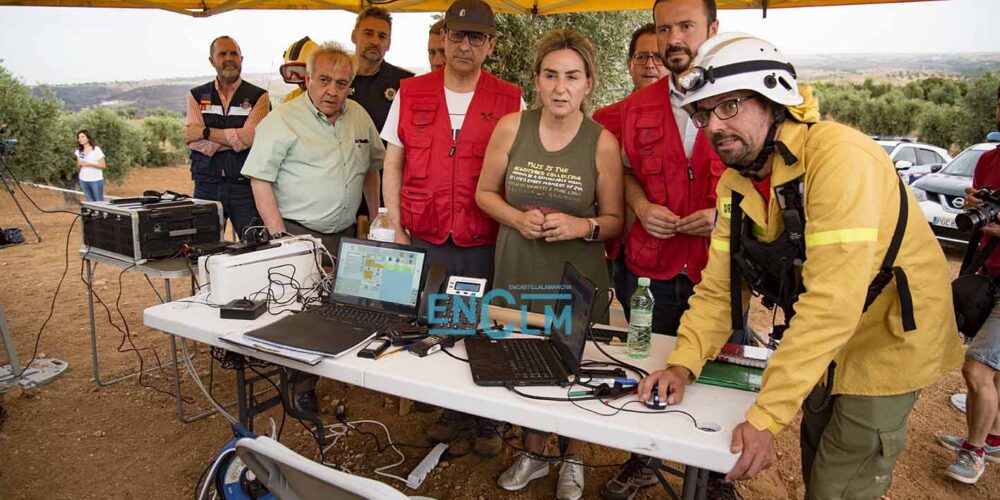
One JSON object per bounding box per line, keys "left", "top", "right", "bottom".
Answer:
{"left": 627, "top": 277, "right": 654, "bottom": 359}
{"left": 368, "top": 208, "right": 396, "bottom": 242}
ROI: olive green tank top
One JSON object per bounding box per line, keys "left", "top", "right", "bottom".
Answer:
{"left": 493, "top": 108, "right": 611, "bottom": 321}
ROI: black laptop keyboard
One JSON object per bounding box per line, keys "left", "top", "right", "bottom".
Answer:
{"left": 309, "top": 303, "right": 401, "bottom": 329}
{"left": 502, "top": 340, "right": 556, "bottom": 380}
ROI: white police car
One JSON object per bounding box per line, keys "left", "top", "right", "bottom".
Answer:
{"left": 911, "top": 137, "right": 1000, "bottom": 244}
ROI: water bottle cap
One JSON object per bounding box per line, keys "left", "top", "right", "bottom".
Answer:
{"left": 377, "top": 207, "right": 389, "bottom": 214}
{"left": 637, "top": 277, "right": 650, "bottom": 287}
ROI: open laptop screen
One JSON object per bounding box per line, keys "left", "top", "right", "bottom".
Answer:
{"left": 332, "top": 238, "right": 426, "bottom": 315}
{"left": 548, "top": 262, "right": 597, "bottom": 376}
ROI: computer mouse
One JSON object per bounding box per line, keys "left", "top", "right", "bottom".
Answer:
{"left": 645, "top": 383, "right": 667, "bottom": 410}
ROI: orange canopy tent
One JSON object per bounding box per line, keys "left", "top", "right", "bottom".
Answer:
{"left": 0, "top": 0, "right": 943, "bottom": 17}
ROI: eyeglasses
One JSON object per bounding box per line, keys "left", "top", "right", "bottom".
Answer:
{"left": 690, "top": 95, "right": 758, "bottom": 129}
{"left": 631, "top": 52, "right": 664, "bottom": 67}
{"left": 445, "top": 30, "right": 490, "bottom": 48}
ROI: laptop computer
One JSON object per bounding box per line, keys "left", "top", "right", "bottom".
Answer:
{"left": 464, "top": 262, "right": 597, "bottom": 387}
{"left": 242, "top": 238, "right": 427, "bottom": 357}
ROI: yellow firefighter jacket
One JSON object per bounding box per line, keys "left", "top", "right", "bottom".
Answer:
{"left": 666, "top": 118, "right": 965, "bottom": 435}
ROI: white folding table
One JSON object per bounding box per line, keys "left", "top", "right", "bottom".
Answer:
{"left": 144, "top": 300, "right": 758, "bottom": 500}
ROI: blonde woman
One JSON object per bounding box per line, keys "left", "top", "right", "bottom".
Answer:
{"left": 476, "top": 29, "right": 624, "bottom": 500}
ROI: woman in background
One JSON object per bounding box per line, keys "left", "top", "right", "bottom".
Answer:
{"left": 75, "top": 129, "right": 105, "bottom": 202}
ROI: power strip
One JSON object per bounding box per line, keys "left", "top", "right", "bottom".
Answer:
{"left": 406, "top": 442, "right": 448, "bottom": 489}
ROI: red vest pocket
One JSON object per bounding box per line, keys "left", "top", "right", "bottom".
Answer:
{"left": 400, "top": 187, "right": 436, "bottom": 235}
{"left": 404, "top": 135, "right": 433, "bottom": 179}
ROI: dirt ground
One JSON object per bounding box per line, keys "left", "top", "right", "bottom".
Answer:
{"left": 0, "top": 165, "right": 995, "bottom": 499}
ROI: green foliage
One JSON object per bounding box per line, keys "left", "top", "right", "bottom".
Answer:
{"left": 0, "top": 63, "right": 191, "bottom": 187}
{"left": 959, "top": 72, "right": 1000, "bottom": 147}
{"left": 141, "top": 113, "right": 187, "bottom": 167}
{"left": 814, "top": 72, "right": 1000, "bottom": 153}
{"left": 485, "top": 11, "right": 649, "bottom": 110}
{"left": 62, "top": 107, "right": 147, "bottom": 184}
{"left": 0, "top": 65, "right": 72, "bottom": 186}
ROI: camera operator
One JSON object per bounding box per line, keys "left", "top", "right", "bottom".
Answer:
{"left": 940, "top": 83, "right": 1000, "bottom": 484}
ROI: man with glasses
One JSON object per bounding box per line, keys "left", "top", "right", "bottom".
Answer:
{"left": 639, "top": 33, "right": 962, "bottom": 499}
{"left": 184, "top": 36, "right": 269, "bottom": 241}
{"left": 601, "top": 1, "right": 728, "bottom": 498}
{"left": 382, "top": 0, "right": 523, "bottom": 458}
{"left": 593, "top": 23, "right": 669, "bottom": 322}
{"left": 241, "top": 42, "right": 385, "bottom": 413}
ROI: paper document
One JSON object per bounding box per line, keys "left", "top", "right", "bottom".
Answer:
{"left": 220, "top": 332, "right": 325, "bottom": 366}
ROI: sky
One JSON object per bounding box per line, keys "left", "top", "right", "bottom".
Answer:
{"left": 0, "top": 0, "right": 997, "bottom": 85}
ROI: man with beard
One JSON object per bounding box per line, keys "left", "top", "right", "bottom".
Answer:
{"left": 349, "top": 7, "right": 414, "bottom": 221}
{"left": 639, "top": 33, "right": 962, "bottom": 499}
{"left": 602, "top": 3, "right": 726, "bottom": 497}
{"left": 592, "top": 22, "right": 669, "bottom": 321}
{"left": 381, "top": 0, "right": 523, "bottom": 458}
{"left": 185, "top": 36, "right": 269, "bottom": 240}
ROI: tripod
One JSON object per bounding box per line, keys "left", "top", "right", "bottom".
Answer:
{"left": 0, "top": 154, "right": 42, "bottom": 244}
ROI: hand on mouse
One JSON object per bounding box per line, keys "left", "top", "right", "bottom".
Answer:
{"left": 638, "top": 366, "right": 692, "bottom": 405}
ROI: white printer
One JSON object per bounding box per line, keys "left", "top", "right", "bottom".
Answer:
{"left": 197, "top": 236, "right": 325, "bottom": 305}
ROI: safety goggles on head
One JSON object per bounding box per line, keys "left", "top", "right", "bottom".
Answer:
{"left": 631, "top": 52, "right": 664, "bottom": 67}
{"left": 445, "top": 29, "right": 491, "bottom": 48}
{"left": 690, "top": 95, "right": 757, "bottom": 129}
{"left": 678, "top": 60, "right": 798, "bottom": 94}
{"left": 279, "top": 62, "right": 307, "bottom": 84}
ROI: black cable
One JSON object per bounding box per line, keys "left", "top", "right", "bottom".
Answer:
{"left": 0, "top": 214, "right": 78, "bottom": 383}
{"left": 111, "top": 264, "right": 187, "bottom": 400}
{"left": 440, "top": 346, "right": 468, "bottom": 363}
{"left": 2, "top": 164, "right": 82, "bottom": 217}
{"left": 505, "top": 384, "right": 614, "bottom": 403}
{"left": 248, "top": 365, "right": 325, "bottom": 463}
{"left": 585, "top": 288, "right": 649, "bottom": 379}
{"left": 601, "top": 400, "right": 705, "bottom": 430}
{"left": 342, "top": 420, "right": 434, "bottom": 453}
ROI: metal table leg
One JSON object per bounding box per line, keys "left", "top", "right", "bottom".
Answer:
{"left": 87, "top": 259, "right": 169, "bottom": 387}
{"left": 681, "top": 465, "right": 710, "bottom": 500}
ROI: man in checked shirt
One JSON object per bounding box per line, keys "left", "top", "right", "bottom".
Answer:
{"left": 184, "top": 35, "right": 270, "bottom": 240}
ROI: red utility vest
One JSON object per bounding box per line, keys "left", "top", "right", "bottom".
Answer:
{"left": 397, "top": 69, "right": 522, "bottom": 247}
{"left": 620, "top": 77, "right": 725, "bottom": 283}
{"left": 592, "top": 99, "right": 626, "bottom": 260}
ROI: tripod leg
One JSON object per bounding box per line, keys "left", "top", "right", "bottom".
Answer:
{"left": 0, "top": 171, "right": 42, "bottom": 243}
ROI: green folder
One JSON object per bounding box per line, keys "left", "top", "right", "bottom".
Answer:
{"left": 695, "top": 361, "right": 763, "bottom": 392}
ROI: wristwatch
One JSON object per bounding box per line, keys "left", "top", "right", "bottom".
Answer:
{"left": 585, "top": 218, "right": 601, "bottom": 241}
{"left": 202, "top": 127, "right": 210, "bottom": 140}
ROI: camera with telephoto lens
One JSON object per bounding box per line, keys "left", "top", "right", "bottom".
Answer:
{"left": 956, "top": 188, "right": 1000, "bottom": 232}
{"left": 0, "top": 125, "right": 16, "bottom": 158}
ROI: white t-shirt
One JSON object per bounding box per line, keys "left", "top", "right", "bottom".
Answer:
{"left": 381, "top": 87, "right": 525, "bottom": 148}
{"left": 77, "top": 146, "right": 105, "bottom": 182}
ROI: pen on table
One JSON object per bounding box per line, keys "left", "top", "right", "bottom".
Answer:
{"left": 377, "top": 346, "right": 408, "bottom": 360}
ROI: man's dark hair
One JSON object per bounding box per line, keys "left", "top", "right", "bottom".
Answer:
{"left": 355, "top": 6, "right": 392, "bottom": 30}
{"left": 628, "top": 23, "right": 657, "bottom": 60}
{"left": 653, "top": 0, "right": 718, "bottom": 26}
{"left": 209, "top": 35, "right": 240, "bottom": 56}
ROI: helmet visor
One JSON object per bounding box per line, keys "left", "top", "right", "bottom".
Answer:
{"left": 280, "top": 62, "right": 307, "bottom": 84}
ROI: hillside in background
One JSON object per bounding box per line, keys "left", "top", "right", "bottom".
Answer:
{"left": 32, "top": 72, "right": 300, "bottom": 113}
{"left": 29, "top": 53, "right": 1000, "bottom": 114}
